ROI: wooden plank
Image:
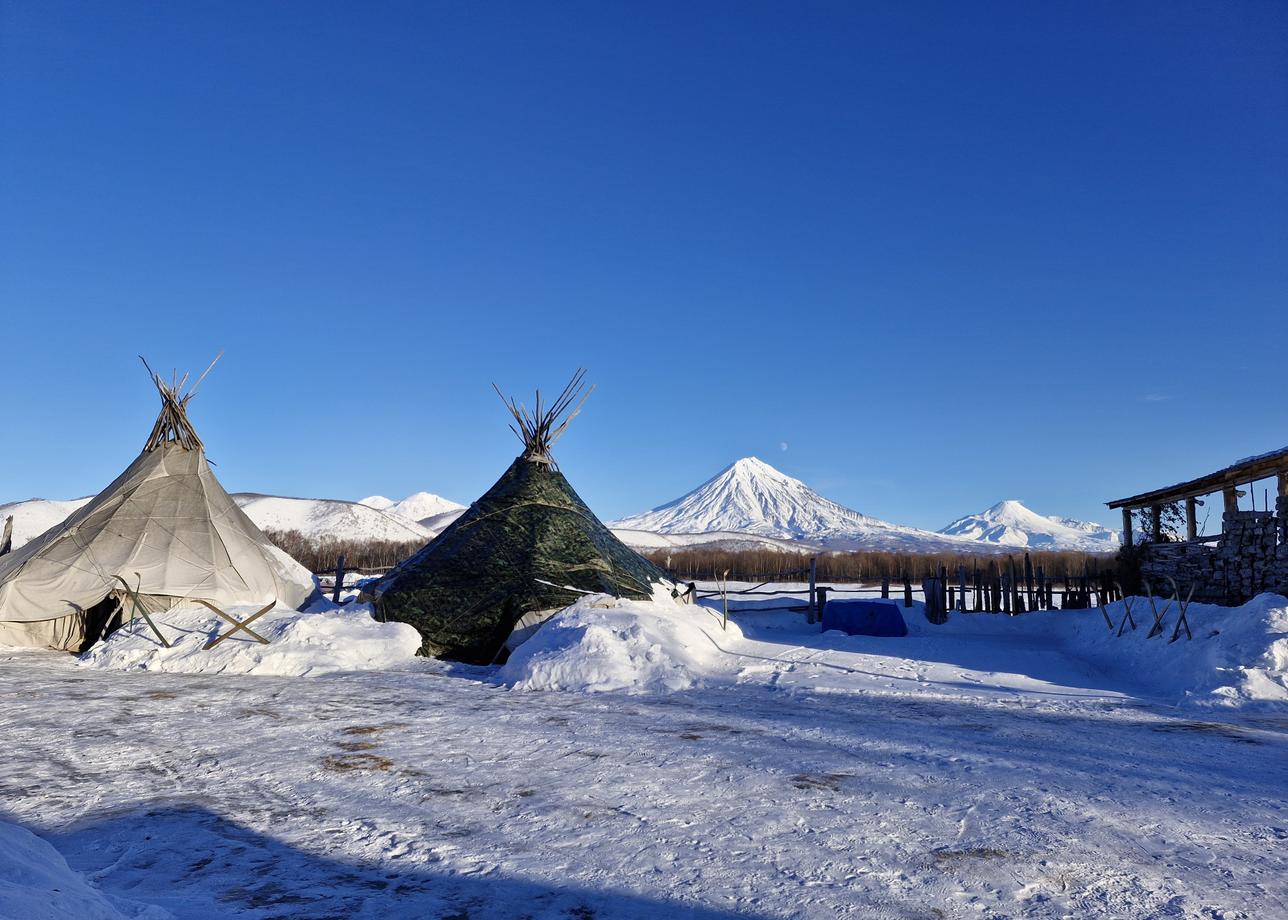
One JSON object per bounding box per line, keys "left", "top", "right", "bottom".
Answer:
{"left": 1107, "top": 448, "right": 1288, "bottom": 509}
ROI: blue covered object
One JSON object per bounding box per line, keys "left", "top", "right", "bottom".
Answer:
{"left": 821, "top": 599, "right": 908, "bottom": 637}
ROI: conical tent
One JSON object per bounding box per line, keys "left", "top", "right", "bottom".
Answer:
{"left": 368, "top": 371, "right": 675, "bottom": 663}
{"left": 0, "top": 360, "right": 315, "bottom": 651}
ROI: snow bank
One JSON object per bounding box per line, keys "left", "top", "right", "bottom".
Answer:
{"left": 1063, "top": 593, "right": 1288, "bottom": 709}
{"left": 707, "top": 583, "right": 1288, "bottom": 710}
{"left": 500, "top": 593, "right": 740, "bottom": 693}
{"left": 79, "top": 603, "right": 421, "bottom": 676}
{"left": 870, "top": 592, "right": 1288, "bottom": 709}
{"left": 0, "top": 819, "right": 169, "bottom": 920}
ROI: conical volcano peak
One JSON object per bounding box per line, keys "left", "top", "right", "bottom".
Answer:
{"left": 612, "top": 457, "right": 883, "bottom": 539}
{"left": 939, "top": 500, "right": 1120, "bottom": 550}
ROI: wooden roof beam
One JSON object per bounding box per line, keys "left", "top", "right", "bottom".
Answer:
{"left": 1107, "top": 448, "right": 1288, "bottom": 510}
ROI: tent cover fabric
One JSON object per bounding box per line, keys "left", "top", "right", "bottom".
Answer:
{"left": 0, "top": 442, "right": 315, "bottom": 651}
{"left": 367, "top": 456, "right": 674, "bottom": 663}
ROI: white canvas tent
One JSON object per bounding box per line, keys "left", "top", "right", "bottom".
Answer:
{"left": 0, "top": 361, "right": 315, "bottom": 651}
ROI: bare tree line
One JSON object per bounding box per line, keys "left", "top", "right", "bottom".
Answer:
{"left": 262, "top": 528, "right": 1115, "bottom": 586}
{"left": 644, "top": 547, "right": 1115, "bottom": 584}
{"left": 263, "top": 529, "right": 424, "bottom": 574}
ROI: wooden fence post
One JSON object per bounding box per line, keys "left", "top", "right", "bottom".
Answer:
{"left": 903, "top": 574, "right": 913, "bottom": 608}
{"left": 808, "top": 557, "right": 817, "bottom": 624}
{"left": 881, "top": 574, "right": 890, "bottom": 599}
{"left": 332, "top": 553, "right": 346, "bottom": 604}
{"left": 922, "top": 576, "right": 947, "bottom": 625}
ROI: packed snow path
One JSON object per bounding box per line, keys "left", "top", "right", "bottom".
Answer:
{"left": 1, "top": 638, "right": 1286, "bottom": 919}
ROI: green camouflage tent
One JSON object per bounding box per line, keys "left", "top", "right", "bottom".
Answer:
{"left": 367, "top": 372, "right": 674, "bottom": 663}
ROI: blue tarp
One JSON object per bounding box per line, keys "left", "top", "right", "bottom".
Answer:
{"left": 821, "top": 599, "right": 908, "bottom": 637}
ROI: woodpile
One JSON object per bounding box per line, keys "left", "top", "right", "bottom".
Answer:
{"left": 1139, "top": 507, "right": 1288, "bottom": 604}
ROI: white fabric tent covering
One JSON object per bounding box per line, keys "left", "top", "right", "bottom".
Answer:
{"left": 0, "top": 369, "right": 315, "bottom": 651}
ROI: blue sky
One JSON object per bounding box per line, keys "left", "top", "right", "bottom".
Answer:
{"left": 1, "top": 1, "right": 1285, "bottom": 531}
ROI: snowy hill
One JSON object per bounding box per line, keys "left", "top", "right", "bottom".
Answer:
{"left": 938, "top": 500, "right": 1120, "bottom": 551}
{"left": 610, "top": 457, "right": 980, "bottom": 553}
{"left": 0, "top": 490, "right": 457, "bottom": 551}
{"left": 358, "top": 491, "right": 465, "bottom": 527}
{"left": 0, "top": 497, "right": 93, "bottom": 548}
{"left": 232, "top": 494, "right": 434, "bottom": 543}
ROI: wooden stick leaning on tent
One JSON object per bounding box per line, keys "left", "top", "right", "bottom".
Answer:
{"left": 0, "top": 515, "right": 12, "bottom": 557}
{"left": 113, "top": 574, "right": 171, "bottom": 648}
{"left": 198, "top": 599, "right": 276, "bottom": 650}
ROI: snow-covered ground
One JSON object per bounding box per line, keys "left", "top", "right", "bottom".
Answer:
{"left": 1, "top": 593, "right": 1285, "bottom": 919}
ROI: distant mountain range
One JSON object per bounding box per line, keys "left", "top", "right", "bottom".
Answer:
{"left": 609, "top": 457, "right": 973, "bottom": 553}
{"left": 0, "top": 492, "right": 466, "bottom": 551}
{"left": 357, "top": 492, "right": 465, "bottom": 529}
{"left": 1, "top": 460, "right": 1117, "bottom": 555}
{"left": 609, "top": 457, "right": 1118, "bottom": 554}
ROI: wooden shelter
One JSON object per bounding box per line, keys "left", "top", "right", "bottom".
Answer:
{"left": 1107, "top": 446, "right": 1288, "bottom": 603}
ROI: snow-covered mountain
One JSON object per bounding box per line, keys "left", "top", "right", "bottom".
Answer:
{"left": 0, "top": 491, "right": 451, "bottom": 551}
{"left": 232, "top": 494, "right": 434, "bottom": 543}
{"left": 358, "top": 492, "right": 465, "bottom": 528}
{"left": 610, "top": 457, "right": 979, "bottom": 553}
{"left": 0, "top": 497, "right": 94, "bottom": 548}
{"left": 937, "top": 500, "right": 1120, "bottom": 552}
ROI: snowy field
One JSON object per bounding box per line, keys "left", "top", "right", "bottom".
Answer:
{"left": 1, "top": 593, "right": 1286, "bottom": 919}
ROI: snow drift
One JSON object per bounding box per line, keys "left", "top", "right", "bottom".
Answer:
{"left": 0, "top": 819, "right": 169, "bottom": 920}
{"left": 79, "top": 603, "right": 421, "bottom": 676}
{"left": 1063, "top": 593, "right": 1288, "bottom": 709}
{"left": 500, "top": 593, "right": 740, "bottom": 694}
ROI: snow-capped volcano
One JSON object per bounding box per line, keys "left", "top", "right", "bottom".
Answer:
{"left": 612, "top": 457, "right": 876, "bottom": 538}
{"left": 610, "top": 457, "right": 975, "bottom": 552}
{"left": 938, "top": 500, "right": 1120, "bottom": 552}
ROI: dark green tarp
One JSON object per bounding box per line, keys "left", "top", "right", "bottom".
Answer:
{"left": 368, "top": 456, "right": 672, "bottom": 663}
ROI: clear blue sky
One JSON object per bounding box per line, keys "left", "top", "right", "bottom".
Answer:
{"left": 2, "top": 1, "right": 1285, "bottom": 531}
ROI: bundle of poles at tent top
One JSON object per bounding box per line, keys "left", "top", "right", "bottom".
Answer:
{"left": 493, "top": 367, "right": 594, "bottom": 468}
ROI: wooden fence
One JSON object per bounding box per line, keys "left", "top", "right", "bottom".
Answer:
{"left": 701, "top": 553, "right": 1121, "bottom": 624}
